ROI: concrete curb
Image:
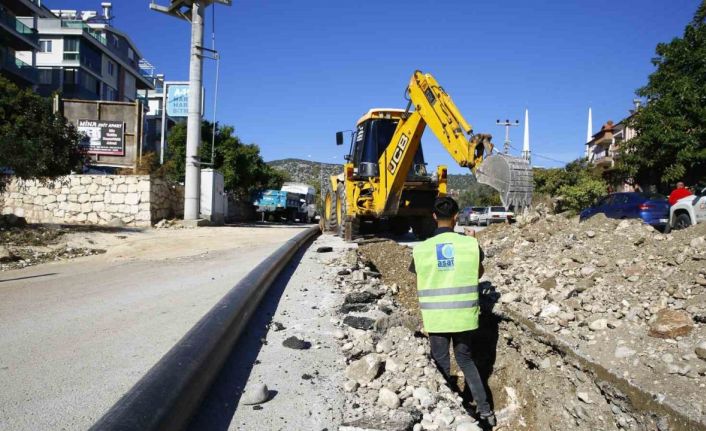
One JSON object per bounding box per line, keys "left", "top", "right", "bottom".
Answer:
{"left": 90, "top": 226, "right": 321, "bottom": 431}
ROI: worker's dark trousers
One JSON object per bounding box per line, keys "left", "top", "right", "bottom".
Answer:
{"left": 428, "top": 330, "right": 491, "bottom": 415}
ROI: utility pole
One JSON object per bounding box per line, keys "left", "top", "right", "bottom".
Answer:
{"left": 150, "top": 0, "right": 231, "bottom": 221}
{"left": 496, "top": 118, "right": 519, "bottom": 154}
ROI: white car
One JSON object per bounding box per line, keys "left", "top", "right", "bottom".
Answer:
{"left": 468, "top": 206, "right": 485, "bottom": 225}
{"left": 477, "top": 206, "right": 514, "bottom": 226}
{"left": 669, "top": 187, "right": 706, "bottom": 230}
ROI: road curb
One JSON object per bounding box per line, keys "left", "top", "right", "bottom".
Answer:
{"left": 90, "top": 226, "right": 321, "bottom": 431}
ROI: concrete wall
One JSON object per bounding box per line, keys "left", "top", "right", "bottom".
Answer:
{"left": 0, "top": 175, "right": 183, "bottom": 227}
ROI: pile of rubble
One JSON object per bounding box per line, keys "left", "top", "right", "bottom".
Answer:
{"left": 328, "top": 211, "right": 706, "bottom": 429}
{"left": 329, "top": 248, "right": 484, "bottom": 431}
{"left": 479, "top": 209, "right": 706, "bottom": 426}
{"left": 0, "top": 221, "right": 106, "bottom": 271}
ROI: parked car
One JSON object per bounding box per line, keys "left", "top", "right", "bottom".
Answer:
{"left": 468, "top": 206, "right": 485, "bottom": 225}
{"left": 458, "top": 207, "right": 473, "bottom": 225}
{"left": 579, "top": 192, "right": 670, "bottom": 229}
{"left": 477, "top": 206, "right": 514, "bottom": 226}
{"left": 669, "top": 186, "right": 706, "bottom": 230}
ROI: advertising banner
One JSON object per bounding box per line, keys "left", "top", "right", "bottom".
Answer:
{"left": 77, "top": 119, "right": 125, "bottom": 156}
{"left": 166, "top": 84, "right": 190, "bottom": 117}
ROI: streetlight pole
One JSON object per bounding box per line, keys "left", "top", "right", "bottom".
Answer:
{"left": 496, "top": 118, "right": 520, "bottom": 154}
{"left": 150, "top": 0, "right": 231, "bottom": 221}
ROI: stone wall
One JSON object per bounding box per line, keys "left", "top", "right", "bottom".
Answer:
{"left": 0, "top": 175, "right": 184, "bottom": 227}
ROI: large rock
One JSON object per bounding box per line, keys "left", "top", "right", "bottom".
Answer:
{"left": 0, "top": 214, "right": 27, "bottom": 228}
{"left": 0, "top": 245, "right": 15, "bottom": 262}
{"left": 345, "top": 353, "right": 383, "bottom": 384}
{"left": 648, "top": 309, "right": 694, "bottom": 339}
{"left": 539, "top": 277, "right": 557, "bottom": 291}
{"left": 412, "top": 386, "right": 435, "bottom": 408}
{"left": 240, "top": 382, "right": 269, "bottom": 405}
{"left": 377, "top": 387, "right": 400, "bottom": 409}
{"left": 343, "top": 315, "right": 376, "bottom": 330}
{"left": 694, "top": 341, "right": 706, "bottom": 361}
{"left": 345, "top": 291, "right": 380, "bottom": 304}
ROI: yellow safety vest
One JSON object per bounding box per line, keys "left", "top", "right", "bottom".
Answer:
{"left": 412, "top": 232, "right": 480, "bottom": 333}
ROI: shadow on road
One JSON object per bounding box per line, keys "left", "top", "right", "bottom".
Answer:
{"left": 0, "top": 272, "right": 58, "bottom": 283}
{"left": 186, "top": 245, "right": 308, "bottom": 431}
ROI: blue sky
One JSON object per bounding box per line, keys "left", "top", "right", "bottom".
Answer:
{"left": 50, "top": 0, "right": 700, "bottom": 172}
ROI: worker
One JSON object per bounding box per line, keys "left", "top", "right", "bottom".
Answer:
{"left": 410, "top": 197, "right": 496, "bottom": 427}
{"left": 668, "top": 181, "right": 692, "bottom": 206}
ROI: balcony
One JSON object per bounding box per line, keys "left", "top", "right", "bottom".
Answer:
{"left": 0, "top": 53, "right": 37, "bottom": 85}
{"left": 60, "top": 20, "right": 107, "bottom": 46}
{"left": 62, "top": 83, "right": 99, "bottom": 100}
{"left": 0, "top": 7, "right": 39, "bottom": 50}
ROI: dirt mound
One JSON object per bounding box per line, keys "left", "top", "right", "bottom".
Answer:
{"left": 0, "top": 225, "right": 106, "bottom": 271}
{"left": 358, "top": 240, "right": 419, "bottom": 314}
{"left": 478, "top": 211, "right": 706, "bottom": 427}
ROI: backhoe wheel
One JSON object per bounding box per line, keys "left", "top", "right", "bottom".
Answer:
{"left": 336, "top": 184, "right": 360, "bottom": 241}
{"left": 323, "top": 187, "right": 338, "bottom": 232}
{"left": 390, "top": 217, "right": 411, "bottom": 236}
{"left": 335, "top": 184, "right": 344, "bottom": 235}
{"left": 412, "top": 216, "right": 437, "bottom": 240}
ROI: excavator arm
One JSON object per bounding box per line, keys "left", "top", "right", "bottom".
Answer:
{"left": 375, "top": 70, "right": 531, "bottom": 214}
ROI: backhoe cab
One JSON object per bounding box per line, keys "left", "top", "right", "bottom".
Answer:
{"left": 322, "top": 71, "right": 533, "bottom": 241}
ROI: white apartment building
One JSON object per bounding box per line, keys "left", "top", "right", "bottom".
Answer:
{"left": 17, "top": 3, "right": 154, "bottom": 101}
{"left": 0, "top": 0, "right": 53, "bottom": 87}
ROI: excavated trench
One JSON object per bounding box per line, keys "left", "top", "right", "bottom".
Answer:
{"left": 357, "top": 240, "right": 702, "bottom": 431}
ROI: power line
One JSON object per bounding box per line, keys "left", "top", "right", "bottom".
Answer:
{"left": 506, "top": 143, "right": 569, "bottom": 165}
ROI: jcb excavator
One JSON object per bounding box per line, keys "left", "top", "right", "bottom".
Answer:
{"left": 322, "top": 70, "right": 533, "bottom": 240}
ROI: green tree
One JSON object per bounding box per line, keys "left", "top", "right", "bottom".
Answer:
{"left": 619, "top": 2, "right": 706, "bottom": 187}
{"left": 0, "top": 77, "right": 86, "bottom": 191}
{"left": 164, "top": 121, "right": 286, "bottom": 198}
{"left": 456, "top": 183, "right": 501, "bottom": 208}
{"left": 532, "top": 158, "right": 608, "bottom": 214}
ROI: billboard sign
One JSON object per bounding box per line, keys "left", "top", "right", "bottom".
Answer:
{"left": 166, "top": 83, "right": 190, "bottom": 117}
{"left": 77, "top": 119, "right": 125, "bottom": 156}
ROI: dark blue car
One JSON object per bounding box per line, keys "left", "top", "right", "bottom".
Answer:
{"left": 579, "top": 192, "right": 670, "bottom": 228}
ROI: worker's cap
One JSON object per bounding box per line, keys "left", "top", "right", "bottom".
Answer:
{"left": 433, "top": 197, "right": 459, "bottom": 219}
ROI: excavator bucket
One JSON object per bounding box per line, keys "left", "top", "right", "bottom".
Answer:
{"left": 475, "top": 154, "right": 533, "bottom": 209}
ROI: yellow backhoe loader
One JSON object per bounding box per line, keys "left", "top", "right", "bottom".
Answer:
{"left": 322, "top": 70, "right": 533, "bottom": 240}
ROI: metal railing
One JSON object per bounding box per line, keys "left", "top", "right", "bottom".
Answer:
{"left": 0, "top": 7, "right": 39, "bottom": 45}
{"left": 60, "top": 20, "right": 107, "bottom": 45}
{"left": 1, "top": 53, "right": 38, "bottom": 83}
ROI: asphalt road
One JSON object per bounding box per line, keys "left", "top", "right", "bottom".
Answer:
{"left": 0, "top": 224, "right": 307, "bottom": 431}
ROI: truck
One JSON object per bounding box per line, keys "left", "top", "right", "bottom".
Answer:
{"left": 321, "top": 70, "right": 533, "bottom": 240}
{"left": 252, "top": 190, "right": 301, "bottom": 222}
{"left": 281, "top": 182, "right": 316, "bottom": 223}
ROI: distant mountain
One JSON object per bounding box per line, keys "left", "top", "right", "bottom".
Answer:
{"left": 447, "top": 174, "right": 476, "bottom": 192}
{"left": 268, "top": 158, "right": 478, "bottom": 193}
{"left": 268, "top": 158, "right": 341, "bottom": 191}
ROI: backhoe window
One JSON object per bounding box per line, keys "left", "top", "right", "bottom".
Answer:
{"left": 352, "top": 118, "right": 426, "bottom": 172}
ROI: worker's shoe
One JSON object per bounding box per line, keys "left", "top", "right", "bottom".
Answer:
{"left": 479, "top": 411, "right": 496, "bottom": 427}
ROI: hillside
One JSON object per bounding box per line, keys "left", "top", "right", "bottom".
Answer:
{"left": 268, "top": 158, "right": 477, "bottom": 192}
{"left": 268, "top": 158, "right": 341, "bottom": 190}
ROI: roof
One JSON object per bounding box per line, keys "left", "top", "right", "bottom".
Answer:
{"left": 355, "top": 108, "right": 406, "bottom": 126}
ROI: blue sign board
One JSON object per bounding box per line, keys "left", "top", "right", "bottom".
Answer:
{"left": 166, "top": 84, "right": 190, "bottom": 117}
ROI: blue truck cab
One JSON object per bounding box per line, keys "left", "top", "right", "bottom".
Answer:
{"left": 252, "top": 190, "right": 300, "bottom": 221}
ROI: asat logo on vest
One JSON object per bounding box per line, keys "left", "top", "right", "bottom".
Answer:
{"left": 436, "top": 243, "right": 455, "bottom": 270}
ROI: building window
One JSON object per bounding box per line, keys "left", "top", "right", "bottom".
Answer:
{"left": 38, "top": 69, "right": 53, "bottom": 84}
{"left": 40, "top": 40, "right": 52, "bottom": 53}
{"left": 64, "top": 37, "right": 79, "bottom": 52}
{"left": 63, "top": 68, "right": 78, "bottom": 85}
{"left": 107, "top": 61, "right": 115, "bottom": 76}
